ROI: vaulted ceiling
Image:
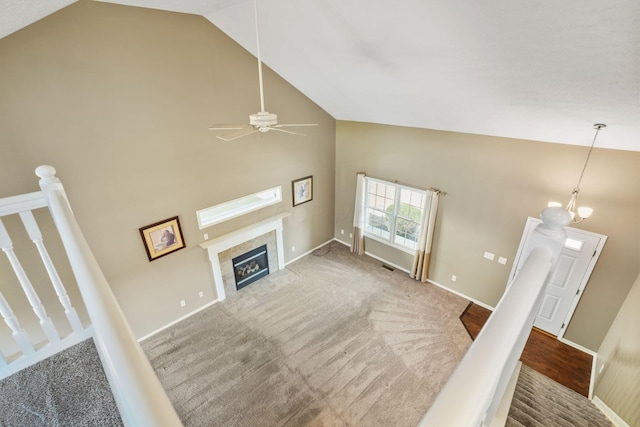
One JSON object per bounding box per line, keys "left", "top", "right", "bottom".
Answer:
{"left": 2, "top": 0, "right": 639, "bottom": 151}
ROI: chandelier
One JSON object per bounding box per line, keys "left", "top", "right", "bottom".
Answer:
{"left": 548, "top": 123, "right": 606, "bottom": 223}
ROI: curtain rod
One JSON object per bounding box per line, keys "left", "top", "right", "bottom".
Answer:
{"left": 356, "top": 171, "right": 446, "bottom": 196}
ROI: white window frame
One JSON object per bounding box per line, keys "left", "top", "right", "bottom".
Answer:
{"left": 363, "top": 177, "right": 427, "bottom": 254}
{"left": 196, "top": 186, "right": 282, "bottom": 229}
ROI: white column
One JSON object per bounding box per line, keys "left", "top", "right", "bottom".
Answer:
{"left": 207, "top": 252, "right": 226, "bottom": 301}
{"left": 0, "top": 219, "right": 60, "bottom": 344}
{"left": 19, "top": 210, "right": 84, "bottom": 333}
{"left": 275, "top": 219, "right": 286, "bottom": 271}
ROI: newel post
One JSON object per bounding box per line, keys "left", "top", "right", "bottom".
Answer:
{"left": 525, "top": 206, "right": 572, "bottom": 268}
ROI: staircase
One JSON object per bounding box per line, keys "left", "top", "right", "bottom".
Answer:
{"left": 507, "top": 364, "right": 613, "bottom": 427}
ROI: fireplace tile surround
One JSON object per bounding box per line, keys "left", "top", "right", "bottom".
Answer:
{"left": 199, "top": 213, "right": 289, "bottom": 301}
{"left": 220, "top": 234, "right": 276, "bottom": 296}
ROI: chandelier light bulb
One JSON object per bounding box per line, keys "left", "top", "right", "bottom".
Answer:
{"left": 577, "top": 206, "right": 593, "bottom": 219}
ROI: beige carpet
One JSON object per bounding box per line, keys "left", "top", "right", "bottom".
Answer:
{"left": 0, "top": 339, "right": 123, "bottom": 427}
{"left": 143, "top": 241, "right": 472, "bottom": 426}
{"left": 507, "top": 364, "right": 613, "bottom": 427}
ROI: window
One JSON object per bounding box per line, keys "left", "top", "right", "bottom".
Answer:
{"left": 564, "top": 237, "right": 584, "bottom": 252}
{"left": 363, "top": 178, "right": 427, "bottom": 252}
{"left": 196, "top": 186, "right": 282, "bottom": 229}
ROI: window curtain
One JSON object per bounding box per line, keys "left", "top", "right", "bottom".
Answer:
{"left": 351, "top": 172, "right": 366, "bottom": 254}
{"left": 411, "top": 190, "right": 440, "bottom": 282}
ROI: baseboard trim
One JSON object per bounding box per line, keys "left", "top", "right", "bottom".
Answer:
{"left": 427, "top": 279, "right": 495, "bottom": 311}
{"left": 138, "top": 299, "right": 219, "bottom": 342}
{"left": 285, "top": 238, "right": 335, "bottom": 266}
{"left": 589, "top": 353, "right": 598, "bottom": 399}
{"left": 558, "top": 337, "right": 596, "bottom": 357}
{"left": 333, "top": 237, "right": 496, "bottom": 310}
{"left": 364, "top": 251, "right": 411, "bottom": 274}
{"left": 333, "top": 237, "right": 351, "bottom": 248}
{"left": 333, "top": 237, "right": 412, "bottom": 274}
{"left": 593, "top": 396, "right": 630, "bottom": 427}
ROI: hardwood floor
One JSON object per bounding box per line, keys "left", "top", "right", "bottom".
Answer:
{"left": 459, "top": 302, "right": 593, "bottom": 397}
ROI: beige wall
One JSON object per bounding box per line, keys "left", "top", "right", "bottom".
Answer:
{"left": 0, "top": 1, "right": 335, "bottom": 339}
{"left": 593, "top": 273, "right": 640, "bottom": 425}
{"left": 1, "top": 1, "right": 636, "bottom": 356}
{"left": 335, "top": 121, "right": 640, "bottom": 351}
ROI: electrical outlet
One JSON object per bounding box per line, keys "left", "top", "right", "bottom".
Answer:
{"left": 498, "top": 257, "right": 507, "bottom": 265}
{"left": 180, "top": 300, "right": 186, "bottom": 307}
{"left": 204, "top": 233, "right": 209, "bottom": 240}
{"left": 341, "top": 229, "right": 344, "bottom": 234}
{"left": 291, "top": 246, "right": 296, "bottom": 252}
{"left": 599, "top": 364, "right": 605, "bottom": 374}
{"left": 484, "top": 251, "right": 495, "bottom": 261}
{"left": 451, "top": 275, "right": 457, "bottom": 282}
{"left": 349, "top": 233, "right": 353, "bottom": 238}
{"left": 198, "top": 291, "right": 204, "bottom": 298}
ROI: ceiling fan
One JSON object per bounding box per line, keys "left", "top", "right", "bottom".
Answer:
{"left": 209, "top": 0, "right": 318, "bottom": 141}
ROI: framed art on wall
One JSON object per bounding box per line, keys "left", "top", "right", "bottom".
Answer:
{"left": 292, "top": 176, "right": 313, "bottom": 207}
{"left": 139, "top": 216, "right": 185, "bottom": 261}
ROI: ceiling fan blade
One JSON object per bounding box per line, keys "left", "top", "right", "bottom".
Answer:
{"left": 269, "top": 127, "right": 305, "bottom": 136}
{"left": 217, "top": 128, "right": 259, "bottom": 141}
{"left": 273, "top": 123, "right": 319, "bottom": 128}
{"left": 208, "top": 0, "right": 320, "bottom": 139}
{"left": 208, "top": 124, "right": 246, "bottom": 130}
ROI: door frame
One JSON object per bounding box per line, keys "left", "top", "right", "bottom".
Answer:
{"left": 509, "top": 217, "right": 607, "bottom": 339}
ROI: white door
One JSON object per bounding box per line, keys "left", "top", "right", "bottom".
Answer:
{"left": 510, "top": 217, "right": 607, "bottom": 337}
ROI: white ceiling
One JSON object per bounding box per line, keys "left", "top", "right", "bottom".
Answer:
{"left": 2, "top": 0, "right": 639, "bottom": 151}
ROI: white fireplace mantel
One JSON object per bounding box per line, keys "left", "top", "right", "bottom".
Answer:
{"left": 199, "top": 212, "right": 289, "bottom": 301}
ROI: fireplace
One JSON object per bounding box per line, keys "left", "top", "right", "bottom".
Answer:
{"left": 232, "top": 244, "right": 269, "bottom": 290}
{"left": 200, "top": 213, "right": 288, "bottom": 301}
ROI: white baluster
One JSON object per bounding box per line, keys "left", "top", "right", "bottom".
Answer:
{"left": 0, "top": 219, "right": 60, "bottom": 344}
{"left": 0, "top": 289, "right": 35, "bottom": 356}
{"left": 19, "top": 210, "right": 84, "bottom": 333}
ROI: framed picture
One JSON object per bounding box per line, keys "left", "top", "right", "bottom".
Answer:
{"left": 139, "top": 216, "right": 186, "bottom": 261}
{"left": 292, "top": 175, "right": 313, "bottom": 206}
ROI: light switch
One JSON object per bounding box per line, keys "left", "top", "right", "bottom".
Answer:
{"left": 498, "top": 257, "right": 507, "bottom": 265}
{"left": 484, "top": 252, "right": 495, "bottom": 261}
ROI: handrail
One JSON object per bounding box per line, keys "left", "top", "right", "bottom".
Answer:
{"left": 420, "top": 207, "right": 570, "bottom": 427}
{"left": 36, "top": 166, "right": 183, "bottom": 427}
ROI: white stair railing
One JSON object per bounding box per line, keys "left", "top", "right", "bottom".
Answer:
{"left": 0, "top": 189, "right": 76, "bottom": 375}
{"left": 36, "top": 165, "right": 183, "bottom": 427}
{"left": 20, "top": 210, "right": 84, "bottom": 334}
{"left": 420, "top": 207, "right": 571, "bottom": 427}
{"left": 0, "top": 218, "right": 60, "bottom": 345}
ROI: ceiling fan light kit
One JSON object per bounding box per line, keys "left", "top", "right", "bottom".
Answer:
{"left": 209, "top": 0, "right": 318, "bottom": 141}
{"left": 250, "top": 112, "right": 278, "bottom": 129}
